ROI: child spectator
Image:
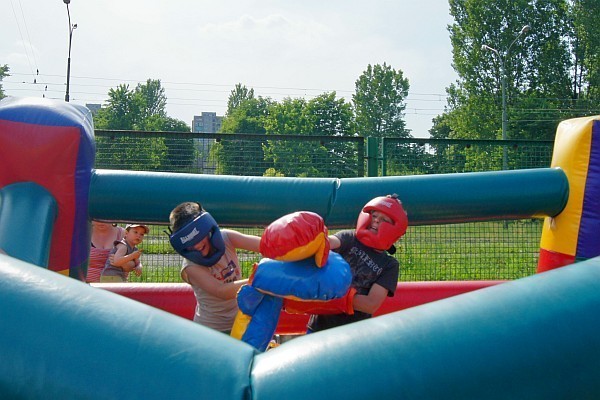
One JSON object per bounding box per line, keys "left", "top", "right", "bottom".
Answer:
{"left": 100, "top": 224, "right": 148, "bottom": 283}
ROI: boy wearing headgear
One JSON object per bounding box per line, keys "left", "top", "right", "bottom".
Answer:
{"left": 307, "top": 194, "right": 408, "bottom": 332}
{"left": 168, "top": 202, "right": 261, "bottom": 334}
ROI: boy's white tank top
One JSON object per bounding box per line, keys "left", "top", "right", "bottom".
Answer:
{"left": 181, "top": 231, "right": 243, "bottom": 332}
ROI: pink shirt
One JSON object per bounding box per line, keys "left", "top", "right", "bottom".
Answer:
{"left": 87, "top": 228, "right": 125, "bottom": 283}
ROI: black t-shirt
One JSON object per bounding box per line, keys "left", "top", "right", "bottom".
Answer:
{"left": 307, "top": 230, "right": 399, "bottom": 332}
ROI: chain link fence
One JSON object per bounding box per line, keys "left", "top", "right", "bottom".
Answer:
{"left": 94, "top": 131, "right": 555, "bottom": 282}
{"left": 381, "top": 138, "right": 553, "bottom": 175}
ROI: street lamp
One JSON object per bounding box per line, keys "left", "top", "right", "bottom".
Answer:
{"left": 482, "top": 25, "right": 530, "bottom": 170}
{"left": 63, "top": 0, "right": 77, "bottom": 102}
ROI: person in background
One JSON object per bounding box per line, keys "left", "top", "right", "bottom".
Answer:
{"left": 100, "top": 224, "right": 148, "bottom": 283}
{"left": 307, "top": 194, "right": 408, "bottom": 332}
{"left": 168, "top": 201, "right": 261, "bottom": 334}
{"left": 87, "top": 221, "right": 126, "bottom": 283}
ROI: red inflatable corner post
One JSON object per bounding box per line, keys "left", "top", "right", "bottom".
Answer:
{"left": 0, "top": 97, "right": 95, "bottom": 280}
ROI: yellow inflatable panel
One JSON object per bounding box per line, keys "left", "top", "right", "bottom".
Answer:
{"left": 540, "top": 117, "right": 594, "bottom": 256}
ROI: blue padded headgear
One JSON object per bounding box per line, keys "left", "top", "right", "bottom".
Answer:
{"left": 169, "top": 212, "right": 225, "bottom": 266}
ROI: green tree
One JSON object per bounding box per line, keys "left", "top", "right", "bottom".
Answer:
{"left": 226, "top": 83, "right": 255, "bottom": 115}
{"left": 439, "top": 0, "right": 600, "bottom": 148}
{"left": 94, "top": 84, "right": 145, "bottom": 169}
{"left": 304, "top": 92, "right": 357, "bottom": 178}
{"left": 212, "top": 92, "right": 273, "bottom": 176}
{"left": 304, "top": 92, "right": 356, "bottom": 137}
{"left": 569, "top": 0, "right": 600, "bottom": 99}
{"left": 0, "top": 64, "right": 9, "bottom": 100}
{"left": 429, "top": 114, "right": 452, "bottom": 140}
{"left": 427, "top": 114, "right": 457, "bottom": 174}
{"left": 352, "top": 63, "right": 416, "bottom": 176}
{"left": 95, "top": 79, "right": 172, "bottom": 130}
{"left": 135, "top": 79, "right": 167, "bottom": 123}
{"left": 221, "top": 95, "right": 271, "bottom": 135}
{"left": 353, "top": 63, "right": 410, "bottom": 138}
{"left": 95, "top": 84, "right": 137, "bottom": 130}
{"left": 146, "top": 115, "right": 196, "bottom": 172}
{"left": 263, "top": 92, "right": 360, "bottom": 177}
{"left": 262, "top": 97, "right": 316, "bottom": 177}
{"left": 94, "top": 79, "right": 193, "bottom": 171}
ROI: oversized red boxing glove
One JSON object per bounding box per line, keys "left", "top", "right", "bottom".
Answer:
{"left": 283, "top": 288, "right": 357, "bottom": 315}
{"left": 260, "top": 211, "right": 330, "bottom": 267}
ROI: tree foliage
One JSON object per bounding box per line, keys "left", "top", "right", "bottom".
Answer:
{"left": 226, "top": 83, "right": 255, "bottom": 115}
{"left": 251, "top": 95, "right": 344, "bottom": 177}
{"left": 218, "top": 70, "right": 415, "bottom": 177}
{"left": 92, "top": 61, "right": 416, "bottom": 177}
{"left": 439, "top": 0, "right": 600, "bottom": 147}
{"left": 212, "top": 88, "right": 273, "bottom": 176}
{"left": 570, "top": 0, "right": 600, "bottom": 99}
{"left": 95, "top": 84, "right": 137, "bottom": 130}
{"left": 0, "top": 64, "right": 9, "bottom": 100}
{"left": 259, "top": 93, "right": 360, "bottom": 177}
{"left": 304, "top": 92, "right": 356, "bottom": 137}
{"left": 353, "top": 63, "right": 410, "bottom": 138}
{"left": 262, "top": 97, "right": 316, "bottom": 177}
{"left": 93, "top": 79, "right": 194, "bottom": 171}
{"left": 94, "top": 79, "right": 174, "bottom": 131}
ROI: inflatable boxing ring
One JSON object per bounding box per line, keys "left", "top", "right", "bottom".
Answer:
{"left": 1, "top": 97, "right": 599, "bottom": 399}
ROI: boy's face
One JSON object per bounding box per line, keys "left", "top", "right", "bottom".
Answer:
{"left": 125, "top": 227, "right": 146, "bottom": 246}
{"left": 369, "top": 210, "right": 393, "bottom": 232}
{"left": 190, "top": 236, "right": 211, "bottom": 257}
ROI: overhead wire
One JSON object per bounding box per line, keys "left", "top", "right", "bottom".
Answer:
{"left": 4, "top": 71, "right": 450, "bottom": 116}
{"left": 9, "top": 0, "right": 39, "bottom": 81}
{"left": 7, "top": 71, "right": 595, "bottom": 125}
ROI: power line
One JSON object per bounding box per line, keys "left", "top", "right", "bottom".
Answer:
{"left": 9, "top": 0, "right": 39, "bottom": 80}
{"left": 6, "top": 71, "right": 451, "bottom": 101}
{"left": 4, "top": 71, "right": 452, "bottom": 120}
{"left": 13, "top": 71, "right": 592, "bottom": 124}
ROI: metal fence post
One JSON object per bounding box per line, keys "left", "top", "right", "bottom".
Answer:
{"left": 366, "top": 137, "right": 379, "bottom": 177}
{"left": 381, "top": 137, "right": 387, "bottom": 176}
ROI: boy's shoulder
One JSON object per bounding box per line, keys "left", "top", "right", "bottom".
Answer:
{"left": 335, "top": 229, "right": 355, "bottom": 236}
{"left": 113, "top": 239, "right": 130, "bottom": 249}
{"left": 334, "top": 230, "right": 357, "bottom": 249}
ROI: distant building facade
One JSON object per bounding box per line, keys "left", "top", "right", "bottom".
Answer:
{"left": 192, "top": 112, "right": 223, "bottom": 133}
{"left": 86, "top": 103, "right": 102, "bottom": 115}
{"left": 192, "top": 112, "right": 223, "bottom": 174}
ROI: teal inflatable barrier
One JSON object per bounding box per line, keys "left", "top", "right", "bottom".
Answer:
{"left": 2, "top": 252, "right": 600, "bottom": 398}
{"left": 89, "top": 170, "right": 338, "bottom": 226}
{"left": 0, "top": 254, "right": 255, "bottom": 399}
{"left": 0, "top": 182, "right": 57, "bottom": 267}
{"left": 330, "top": 168, "right": 569, "bottom": 226}
{"left": 252, "top": 257, "right": 600, "bottom": 399}
{"left": 89, "top": 167, "right": 568, "bottom": 227}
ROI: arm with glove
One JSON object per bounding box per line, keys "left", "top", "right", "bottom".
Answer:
{"left": 231, "top": 211, "right": 353, "bottom": 350}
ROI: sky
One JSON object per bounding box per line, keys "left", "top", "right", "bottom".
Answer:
{"left": 2, "top": 0, "right": 458, "bottom": 138}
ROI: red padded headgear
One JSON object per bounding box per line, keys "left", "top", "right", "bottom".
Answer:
{"left": 355, "top": 194, "right": 408, "bottom": 251}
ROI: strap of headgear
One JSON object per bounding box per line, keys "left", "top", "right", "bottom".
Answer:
{"left": 169, "top": 212, "right": 225, "bottom": 266}
{"left": 356, "top": 194, "right": 408, "bottom": 251}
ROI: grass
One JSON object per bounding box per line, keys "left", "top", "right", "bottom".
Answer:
{"left": 125, "top": 220, "right": 543, "bottom": 283}
{"left": 398, "top": 220, "right": 541, "bottom": 281}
